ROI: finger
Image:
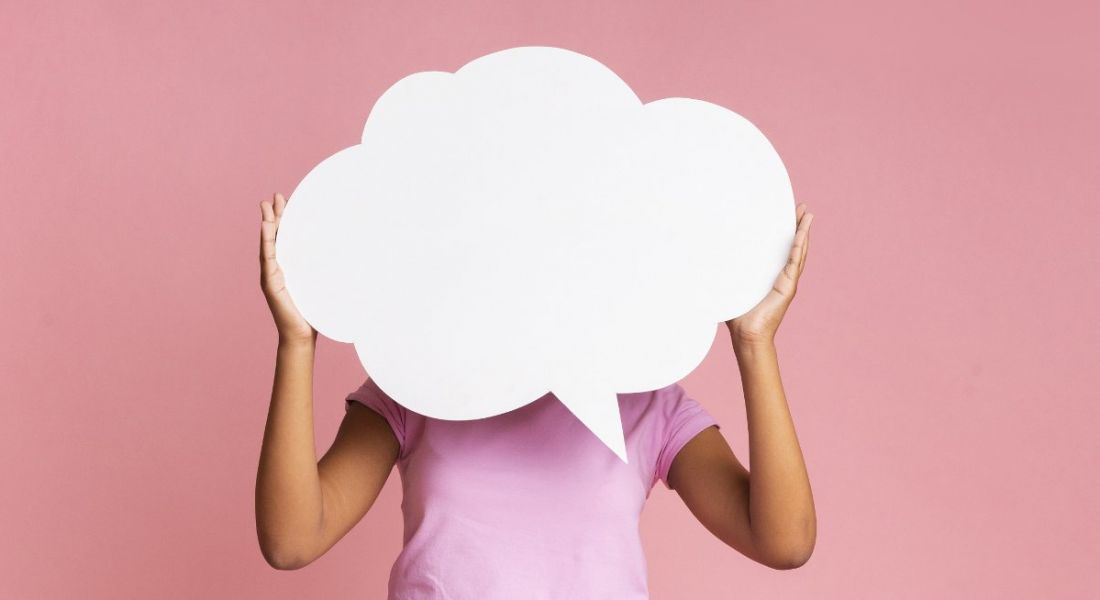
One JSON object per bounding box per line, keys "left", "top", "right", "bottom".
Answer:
{"left": 792, "top": 207, "right": 810, "bottom": 249}
{"left": 773, "top": 272, "right": 796, "bottom": 297}
{"left": 773, "top": 249, "right": 798, "bottom": 295}
{"left": 261, "top": 221, "right": 278, "bottom": 262}
{"left": 796, "top": 211, "right": 814, "bottom": 275}
{"left": 801, "top": 213, "right": 812, "bottom": 271}
{"left": 783, "top": 234, "right": 802, "bottom": 281}
{"left": 260, "top": 201, "right": 272, "bottom": 260}
{"left": 788, "top": 211, "right": 810, "bottom": 278}
{"left": 260, "top": 225, "right": 279, "bottom": 280}
{"left": 260, "top": 201, "right": 278, "bottom": 267}
{"left": 261, "top": 199, "right": 275, "bottom": 223}
{"left": 801, "top": 213, "right": 812, "bottom": 266}
{"left": 779, "top": 236, "right": 798, "bottom": 276}
{"left": 274, "top": 192, "right": 286, "bottom": 219}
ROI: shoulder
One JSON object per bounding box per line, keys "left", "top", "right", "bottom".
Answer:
{"left": 620, "top": 381, "right": 707, "bottom": 424}
{"left": 622, "top": 382, "right": 719, "bottom": 490}
{"left": 346, "top": 377, "right": 401, "bottom": 413}
{"left": 345, "top": 377, "right": 413, "bottom": 458}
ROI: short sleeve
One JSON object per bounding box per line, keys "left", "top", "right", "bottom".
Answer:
{"left": 345, "top": 377, "right": 408, "bottom": 458}
{"left": 654, "top": 383, "right": 720, "bottom": 490}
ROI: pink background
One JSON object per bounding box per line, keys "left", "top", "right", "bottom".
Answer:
{"left": 3, "top": 1, "right": 1098, "bottom": 598}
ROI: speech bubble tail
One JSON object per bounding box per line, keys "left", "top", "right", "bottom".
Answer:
{"left": 555, "top": 389, "right": 629, "bottom": 464}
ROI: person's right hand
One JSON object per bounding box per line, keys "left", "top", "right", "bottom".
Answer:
{"left": 260, "top": 192, "right": 316, "bottom": 344}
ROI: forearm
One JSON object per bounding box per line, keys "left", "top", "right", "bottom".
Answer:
{"left": 734, "top": 338, "right": 816, "bottom": 566}
{"left": 255, "top": 336, "right": 325, "bottom": 568}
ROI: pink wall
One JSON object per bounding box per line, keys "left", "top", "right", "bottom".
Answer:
{"left": 3, "top": 1, "right": 1097, "bottom": 598}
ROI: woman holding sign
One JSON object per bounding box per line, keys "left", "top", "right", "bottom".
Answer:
{"left": 255, "top": 191, "right": 816, "bottom": 598}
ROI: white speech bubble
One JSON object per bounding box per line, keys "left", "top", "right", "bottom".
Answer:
{"left": 276, "top": 46, "right": 794, "bottom": 463}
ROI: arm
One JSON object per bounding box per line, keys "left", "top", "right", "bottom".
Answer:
{"left": 667, "top": 203, "right": 816, "bottom": 570}
{"left": 254, "top": 193, "right": 399, "bottom": 570}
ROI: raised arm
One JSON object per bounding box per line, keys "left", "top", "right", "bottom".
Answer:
{"left": 667, "top": 203, "right": 816, "bottom": 570}
{"left": 254, "top": 193, "right": 399, "bottom": 570}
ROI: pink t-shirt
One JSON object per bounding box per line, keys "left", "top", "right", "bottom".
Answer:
{"left": 345, "top": 377, "right": 719, "bottom": 600}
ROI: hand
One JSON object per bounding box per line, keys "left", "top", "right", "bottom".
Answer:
{"left": 726, "top": 202, "right": 814, "bottom": 346}
{"left": 260, "top": 192, "right": 316, "bottom": 344}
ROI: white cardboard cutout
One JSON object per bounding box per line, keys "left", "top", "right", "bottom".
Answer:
{"left": 277, "top": 46, "right": 794, "bottom": 463}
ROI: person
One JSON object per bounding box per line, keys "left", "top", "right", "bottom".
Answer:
{"left": 255, "top": 192, "right": 816, "bottom": 598}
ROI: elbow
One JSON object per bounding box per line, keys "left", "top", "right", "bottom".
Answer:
{"left": 257, "top": 531, "right": 316, "bottom": 571}
{"left": 764, "top": 542, "right": 815, "bottom": 570}
{"left": 753, "top": 517, "right": 816, "bottom": 570}
{"left": 261, "top": 543, "right": 313, "bottom": 571}
{"left": 256, "top": 512, "right": 321, "bottom": 570}
{"left": 254, "top": 485, "right": 325, "bottom": 570}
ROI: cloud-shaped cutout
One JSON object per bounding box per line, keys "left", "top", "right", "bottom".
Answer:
{"left": 277, "top": 46, "right": 794, "bottom": 462}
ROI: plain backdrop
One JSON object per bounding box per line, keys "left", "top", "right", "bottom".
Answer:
{"left": 2, "top": 1, "right": 1097, "bottom": 598}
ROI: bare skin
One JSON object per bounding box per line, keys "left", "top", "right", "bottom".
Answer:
{"left": 668, "top": 202, "right": 816, "bottom": 569}
{"left": 255, "top": 192, "right": 399, "bottom": 570}
{"left": 255, "top": 192, "right": 816, "bottom": 571}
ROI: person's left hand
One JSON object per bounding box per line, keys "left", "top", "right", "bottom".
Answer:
{"left": 726, "top": 202, "right": 814, "bottom": 346}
